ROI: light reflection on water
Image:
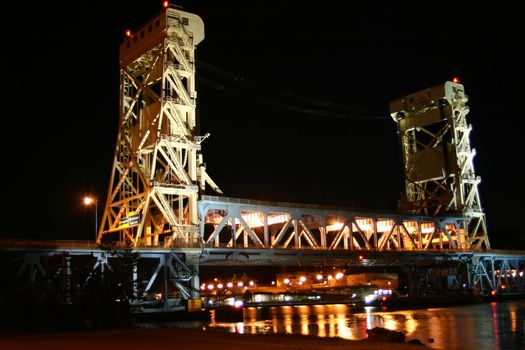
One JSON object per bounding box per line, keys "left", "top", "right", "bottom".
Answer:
{"left": 139, "top": 300, "right": 525, "bottom": 350}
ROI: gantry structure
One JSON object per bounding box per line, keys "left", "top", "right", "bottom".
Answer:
{"left": 97, "top": 6, "right": 490, "bottom": 254}
{"left": 390, "top": 81, "right": 490, "bottom": 249}
{"left": 98, "top": 5, "right": 222, "bottom": 247}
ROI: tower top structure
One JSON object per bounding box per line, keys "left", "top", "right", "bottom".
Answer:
{"left": 120, "top": 5, "right": 205, "bottom": 67}
{"left": 390, "top": 80, "right": 490, "bottom": 249}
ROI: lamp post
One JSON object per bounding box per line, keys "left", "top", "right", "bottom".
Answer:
{"left": 83, "top": 196, "right": 98, "bottom": 242}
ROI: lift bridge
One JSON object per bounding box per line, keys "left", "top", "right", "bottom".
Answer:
{"left": 2, "top": 5, "right": 524, "bottom": 314}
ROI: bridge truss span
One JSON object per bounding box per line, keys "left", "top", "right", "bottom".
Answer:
{"left": 198, "top": 195, "right": 474, "bottom": 252}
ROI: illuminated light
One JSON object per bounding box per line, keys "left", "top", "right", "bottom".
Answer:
{"left": 452, "top": 76, "right": 461, "bottom": 83}
{"left": 298, "top": 281, "right": 303, "bottom": 286}
{"left": 271, "top": 281, "right": 275, "bottom": 285}
{"left": 283, "top": 278, "right": 290, "bottom": 285}
{"left": 364, "top": 294, "right": 376, "bottom": 304}
{"left": 162, "top": 0, "right": 169, "bottom": 8}
{"left": 358, "top": 255, "right": 364, "bottom": 261}
{"left": 376, "top": 219, "right": 395, "bottom": 233}
{"left": 299, "top": 276, "right": 307, "bottom": 282}
{"left": 155, "top": 293, "right": 162, "bottom": 300}
{"left": 421, "top": 223, "right": 435, "bottom": 234}
{"left": 200, "top": 285, "right": 205, "bottom": 290}
{"left": 520, "top": 271, "right": 524, "bottom": 277}
{"left": 335, "top": 272, "right": 344, "bottom": 280}
{"left": 249, "top": 281, "right": 254, "bottom": 286}
{"left": 227, "top": 282, "right": 233, "bottom": 288}
{"left": 491, "top": 290, "right": 497, "bottom": 296}
{"left": 316, "top": 274, "right": 323, "bottom": 281}
{"left": 217, "top": 283, "right": 223, "bottom": 289}
{"left": 125, "top": 29, "right": 132, "bottom": 38}
{"left": 237, "top": 281, "right": 244, "bottom": 287}
{"left": 333, "top": 222, "right": 344, "bottom": 230}
{"left": 234, "top": 300, "right": 244, "bottom": 308}
{"left": 382, "top": 296, "right": 387, "bottom": 301}
{"left": 236, "top": 212, "right": 289, "bottom": 228}
{"left": 327, "top": 275, "right": 333, "bottom": 281}
{"left": 207, "top": 284, "right": 214, "bottom": 290}
{"left": 83, "top": 196, "right": 94, "bottom": 205}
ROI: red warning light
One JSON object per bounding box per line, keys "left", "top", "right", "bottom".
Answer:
{"left": 125, "top": 29, "right": 132, "bottom": 38}
{"left": 358, "top": 255, "right": 364, "bottom": 261}
{"left": 490, "top": 290, "right": 497, "bottom": 297}
{"left": 452, "top": 76, "right": 461, "bottom": 83}
{"left": 163, "top": 1, "right": 170, "bottom": 8}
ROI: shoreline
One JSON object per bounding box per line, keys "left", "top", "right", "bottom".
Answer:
{"left": 0, "top": 327, "right": 438, "bottom": 350}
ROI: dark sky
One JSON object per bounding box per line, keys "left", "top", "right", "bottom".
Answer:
{"left": 3, "top": 1, "right": 523, "bottom": 248}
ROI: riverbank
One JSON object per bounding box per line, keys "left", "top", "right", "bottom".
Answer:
{"left": 0, "top": 327, "right": 439, "bottom": 349}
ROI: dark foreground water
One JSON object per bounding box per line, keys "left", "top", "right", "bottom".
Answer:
{"left": 139, "top": 300, "right": 525, "bottom": 349}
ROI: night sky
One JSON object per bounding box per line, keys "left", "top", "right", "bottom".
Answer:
{"left": 3, "top": 1, "right": 524, "bottom": 248}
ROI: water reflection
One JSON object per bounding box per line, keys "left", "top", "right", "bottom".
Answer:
{"left": 138, "top": 300, "right": 525, "bottom": 350}
{"left": 206, "top": 300, "right": 525, "bottom": 349}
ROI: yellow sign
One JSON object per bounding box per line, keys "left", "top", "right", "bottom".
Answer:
{"left": 187, "top": 298, "right": 202, "bottom": 312}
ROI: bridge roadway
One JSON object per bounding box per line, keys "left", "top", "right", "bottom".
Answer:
{"left": 2, "top": 238, "right": 515, "bottom": 266}
{"left": 1, "top": 238, "right": 524, "bottom": 312}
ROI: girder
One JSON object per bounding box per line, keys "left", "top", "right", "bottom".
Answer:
{"left": 2, "top": 243, "right": 201, "bottom": 314}
{"left": 3, "top": 240, "right": 523, "bottom": 299}
{"left": 198, "top": 195, "right": 472, "bottom": 251}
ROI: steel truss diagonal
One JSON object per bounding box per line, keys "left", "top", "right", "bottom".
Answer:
{"left": 468, "top": 253, "right": 525, "bottom": 295}
{"left": 98, "top": 7, "right": 221, "bottom": 248}
{"left": 198, "top": 196, "right": 471, "bottom": 251}
{"left": 8, "top": 246, "right": 201, "bottom": 314}
{"left": 390, "top": 81, "right": 490, "bottom": 249}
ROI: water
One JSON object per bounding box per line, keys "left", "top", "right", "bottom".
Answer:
{"left": 140, "top": 300, "right": 525, "bottom": 349}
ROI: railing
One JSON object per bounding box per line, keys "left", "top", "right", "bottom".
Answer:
{"left": 0, "top": 239, "right": 97, "bottom": 249}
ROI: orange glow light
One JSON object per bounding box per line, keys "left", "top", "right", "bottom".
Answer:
{"left": 452, "top": 76, "right": 461, "bottom": 83}
{"left": 163, "top": 1, "right": 169, "bottom": 8}
{"left": 125, "top": 29, "right": 132, "bottom": 38}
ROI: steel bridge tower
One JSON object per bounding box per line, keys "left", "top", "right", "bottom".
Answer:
{"left": 98, "top": 5, "right": 221, "bottom": 247}
{"left": 390, "top": 81, "right": 490, "bottom": 249}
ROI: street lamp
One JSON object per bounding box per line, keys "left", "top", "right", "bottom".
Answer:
{"left": 83, "top": 196, "right": 98, "bottom": 241}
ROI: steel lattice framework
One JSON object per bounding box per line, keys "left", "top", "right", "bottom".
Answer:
{"left": 97, "top": 6, "right": 490, "bottom": 255}
{"left": 98, "top": 6, "right": 221, "bottom": 247}
{"left": 2, "top": 240, "right": 523, "bottom": 302}
{"left": 390, "top": 82, "right": 490, "bottom": 249}
{"left": 199, "top": 196, "right": 470, "bottom": 251}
